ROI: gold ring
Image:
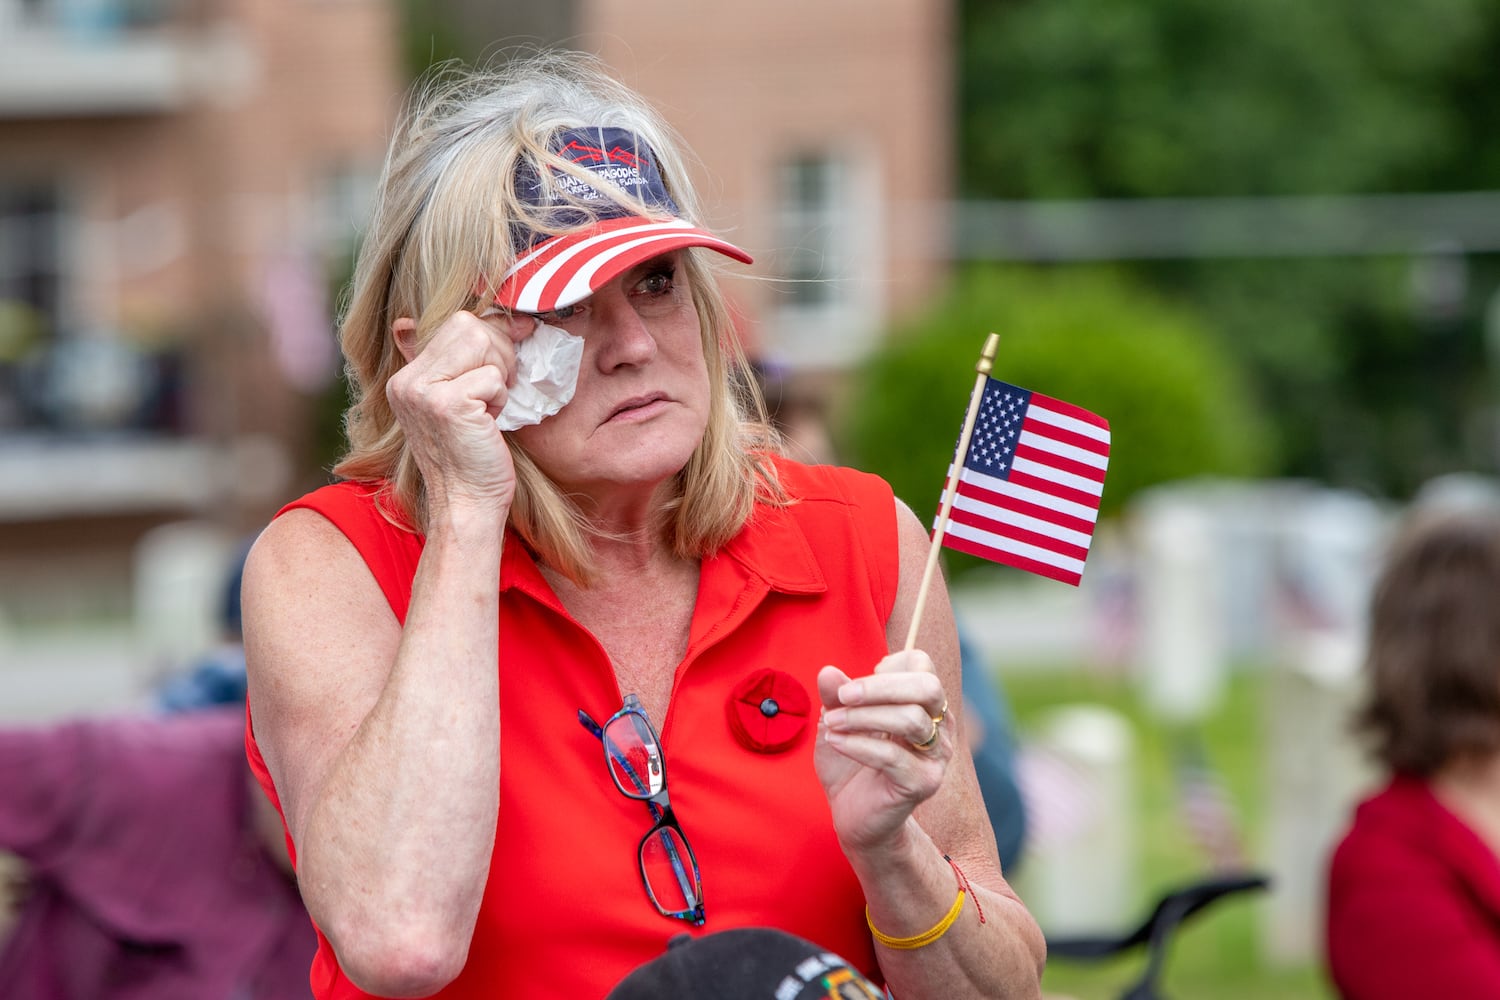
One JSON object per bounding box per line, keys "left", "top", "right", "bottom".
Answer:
{"left": 932, "top": 700, "right": 948, "bottom": 725}
{"left": 911, "top": 717, "right": 941, "bottom": 751}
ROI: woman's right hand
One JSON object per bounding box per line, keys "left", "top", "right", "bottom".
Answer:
{"left": 385, "top": 309, "right": 537, "bottom": 516}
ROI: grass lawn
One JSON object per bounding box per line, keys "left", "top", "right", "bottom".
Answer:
{"left": 998, "top": 665, "right": 1338, "bottom": 1000}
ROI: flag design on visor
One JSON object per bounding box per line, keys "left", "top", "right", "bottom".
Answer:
{"left": 496, "top": 126, "right": 752, "bottom": 314}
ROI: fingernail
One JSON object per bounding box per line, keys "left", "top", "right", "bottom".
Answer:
{"left": 825, "top": 730, "right": 846, "bottom": 745}
{"left": 838, "top": 682, "right": 863, "bottom": 705}
{"left": 824, "top": 708, "right": 847, "bottom": 729}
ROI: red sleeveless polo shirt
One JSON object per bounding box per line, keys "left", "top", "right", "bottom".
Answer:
{"left": 246, "top": 458, "right": 899, "bottom": 998}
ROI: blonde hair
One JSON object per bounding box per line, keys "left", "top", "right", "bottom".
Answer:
{"left": 333, "top": 51, "right": 783, "bottom": 582}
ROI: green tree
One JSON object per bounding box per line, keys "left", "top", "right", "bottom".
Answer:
{"left": 957, "top": 0, "right": 1500, "bottom": 498}
{"left": 840, "top": 266, "right": 1269, "bottom": 542}
{"left": 959, "top": 0, "right": 1493, "bottom": 199}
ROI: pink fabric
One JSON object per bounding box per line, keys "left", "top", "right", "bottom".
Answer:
{"left": 1327, "top": 774, "right": 1500, "bottom": 998}
{"left": 0, "top": 707, "right": 315, "bottom": 999}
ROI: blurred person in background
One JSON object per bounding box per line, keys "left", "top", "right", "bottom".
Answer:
{"left": 241, "top": 51, "right": 1045, "bottom": 999}
{"left": 156, "top": 537, "right": 255, "bottom": 713}
{"left": 1326, "top": 503, "right": 1500, "bottom": 998}
{"left": 0, "top": 545, "right": 315, "bottom": 1000}
{"left": 957, "top": 626, "right": 1028, "bottom": 873}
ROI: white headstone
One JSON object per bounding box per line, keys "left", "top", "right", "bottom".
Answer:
{"left": 1134, "top": 489, "right": 1226, "bottom": 722}
{"left": 1016, "top": 704, "right": 1137, "bottom": 936}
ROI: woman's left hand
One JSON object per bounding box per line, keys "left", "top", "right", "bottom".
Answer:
{"left": 814, "top": 652, "right": 952, "bottom": 853}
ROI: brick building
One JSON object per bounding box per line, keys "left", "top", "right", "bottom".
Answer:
{"left": 0, "top": 0, "right": 954, "bottom": 710}
{"left": 433, "top": 0, "right": 955, "bottom": 373}
{"left": 581, "top": 0, "right": 954, "bottom": 375}
{"left": 0, "top": 0, "right": 401, "bottom": 697}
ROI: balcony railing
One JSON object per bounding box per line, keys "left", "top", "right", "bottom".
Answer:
{"left": 0, "top": 0, "right": 237, "bottom": 118}
{"left": 0, "top": 431, "right": 289, "bottom": 522}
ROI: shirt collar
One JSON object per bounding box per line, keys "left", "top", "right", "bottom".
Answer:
{"left": 498, "top": 497, "right": 827, "bottom": 601}
{"left": 715, "top": 500, "right": 826, "bottom": 595}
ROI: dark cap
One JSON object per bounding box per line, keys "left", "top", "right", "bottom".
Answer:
{"left": 605, "top": 928, "right": 882, "bottom": 1000}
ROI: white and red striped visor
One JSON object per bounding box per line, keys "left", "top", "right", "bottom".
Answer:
{"left": 494, "top": 126, "right": 752, "bottom": 314}
{"left": 496, "top": 214, "right": 752, "bottom": 314}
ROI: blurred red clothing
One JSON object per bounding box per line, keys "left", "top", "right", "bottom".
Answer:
{"left": 0, "top": 707, "right": 316, "bottom": 1000}
{"left": 1327, "top": 774, "right": 1500, "bottom": 999}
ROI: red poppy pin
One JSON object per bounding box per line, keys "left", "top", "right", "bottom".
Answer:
{"left": 726, "top": 668, "right": 812, "bottom": 754}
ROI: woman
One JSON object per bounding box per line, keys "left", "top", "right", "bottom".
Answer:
{"left": 242, "top": 51, "right": 1044, "bottom": 999}
{"left": 1326, "top": 505, "right": 1500, "bottom": 998}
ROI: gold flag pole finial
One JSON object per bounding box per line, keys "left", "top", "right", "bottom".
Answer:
{"left": 904, "top": 333, "right": 999, "bottom": 652}
{"left": 977, "top": 332, "right": 999, "bottom": 376}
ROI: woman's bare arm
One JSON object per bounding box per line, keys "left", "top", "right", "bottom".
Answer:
{"left": 244, "top": 308, "right": 530, "bottom": 997}
{"left": 818, "top": 498, "right": 1045, "bottom": 998}
{"left": 244, "top": 503, "right": 503, "bottom": 998}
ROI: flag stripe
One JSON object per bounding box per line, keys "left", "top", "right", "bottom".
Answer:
{"left": 1014, "top": 441, "right": 1108, "bottom": 483}
{"left": 1028, "top": 393, "right": 1111, "bottom": 435}
{"left": 946, "top": 494, "right": 1096, "bottom": 552}
{"left": 949, "top": 500, "right": 1093, "bottom": 557}
{"left": 949, "top": 473, "right": 1098, "bottom": 536}
{"left": 942, "top": 527, "right": 1086, "bottom": 586}
{"left": 1008, "top": 462, "right": 1106, "bottom": 505}
{"left": 951, "top": 465, "right": 1101, "bottom": 525}
{"left": 946, "top": 518, "right": 1087, "bottom": 572}
{"left": 1020, "top": 422, "right": 1111, "bottom": 465}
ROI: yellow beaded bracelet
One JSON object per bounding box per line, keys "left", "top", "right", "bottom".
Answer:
{"left": 866, "top": 855, "right": 982, "bottom": 950}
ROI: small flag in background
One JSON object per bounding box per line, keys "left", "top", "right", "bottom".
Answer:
{"left": 936, "top": 377, "right": 1110, "bottom": 586}
{"left": 1173, "top": 735, "right": 1248, "bottom": 871}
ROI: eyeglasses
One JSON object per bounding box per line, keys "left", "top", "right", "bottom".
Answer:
{"left": 578, "top": 694, "right": 706, "bottom": 926}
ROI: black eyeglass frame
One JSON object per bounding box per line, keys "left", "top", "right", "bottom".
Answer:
{"left": 578, "top": 693, "right": 706, "bottom": 926}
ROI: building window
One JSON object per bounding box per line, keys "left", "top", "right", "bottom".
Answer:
{"left": 311, "top": 160, "right": 379, "bottom": 279}
{"left": 0, "top": 184, "right": 63, "bottom": 429}
{"left": 0, "top": 182, "right": 168, "bottom": 434}
{"left": 0, "top": 184, "right": 62, "bottom": 338}
{"left": 768, "top": 149, "right": 884, "bottom": 370}
{"left": 779, "top": 156, "right": 843, "bottom": 308}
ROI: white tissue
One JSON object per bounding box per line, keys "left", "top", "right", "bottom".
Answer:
{"left": 494, "top": 321, "right": 584, "bottom": 431}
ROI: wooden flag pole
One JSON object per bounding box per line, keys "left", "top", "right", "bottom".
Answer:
{"left": 904, "top": 332, "right": 1000, "bottom": 652}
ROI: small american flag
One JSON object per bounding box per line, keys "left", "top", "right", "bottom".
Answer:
{"left": 937, "top": 376, "right": 1111, "bottom": 586}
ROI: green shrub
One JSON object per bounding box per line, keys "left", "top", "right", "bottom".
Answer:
{"left": 839, "top": 265, "right": 1270, "bottom": 558}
